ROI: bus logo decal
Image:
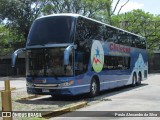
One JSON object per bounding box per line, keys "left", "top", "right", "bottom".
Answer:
{"left": 91, "top": 40, "right": 104, "bottom": 73}
{"left": 93, "top": 56, "right": 102, "bottom": 64}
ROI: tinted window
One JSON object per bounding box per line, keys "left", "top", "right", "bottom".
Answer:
{"left": 140, "top": 38, "right": 146, "bottom": 49}
{"left": 131, "top": 35, "right": 136, "bottom": 47}
{"left": 117, "top": 30, "right": 130, "bottom": 46}
{"left": 104, "top": 26, "right": 117, "bottom": 42}
{"left": 27, "top": 16, "right": 75, "bottom": 46}
{"left": 103, "top": 56, "right": 130, "bottom": 70}
{"left": 75, "top": 17, "right": 146, "bottom": 50}
{"left": 75, "top": 51, "right": 90, "bottom": 75}
{"left": 75, "top": 17, "right": 104, "bottom": 50}
{"left": 26, "top": 48, "right": 74, "bottom": 77}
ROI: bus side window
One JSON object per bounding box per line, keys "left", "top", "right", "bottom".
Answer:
{"left": 75, "top": 52, "right": 89, "bottom": 75}
{"left": 140, "top": 38, "right": 146, "bottom": 49}
{"left": 104, "top": 27, "right": 117, "bottom": 42}
{"left": 103, "top": 56, "right": 130, "bottom": 70}
{"left": 75, "top": 52, "right": 83, "bottom": 75}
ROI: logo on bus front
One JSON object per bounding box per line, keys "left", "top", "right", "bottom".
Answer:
{"left": 91, "top": 40, "right": 104, "bottom": 73}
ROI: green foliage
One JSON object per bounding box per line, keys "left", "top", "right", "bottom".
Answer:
{"left": 0, "top": 0, "right": 47, "bottom": 39}
{"left": 42, "top": 0, "right": 112, "bottom": 23}
{"left": 0, "top": 25, "right": 14, "bottom": 56}
{"left": 111, "top": 9, "right": 160, "bottom": 51}
{"left": 0, "top": 23, "right": 26, "bottom": 56}
{"left": 0, "top": 0, "right": 48, "bottom": 56}
{"left": 0, "top": 0, "right": 112, "bottom": 43}
{"left": 2, "top": 0, "right": 159, "bottom": 53}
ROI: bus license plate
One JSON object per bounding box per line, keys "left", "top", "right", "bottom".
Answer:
{"left": 42, "top": 89, "right": 49, "bottom": 92}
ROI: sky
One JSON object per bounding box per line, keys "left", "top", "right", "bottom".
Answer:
{"left": 112, "top": 0, "right": 160, "bottom": 15}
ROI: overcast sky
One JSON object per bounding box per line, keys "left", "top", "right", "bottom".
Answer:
{"left": 112, "top": 0, "right": 160, "bottom": 15}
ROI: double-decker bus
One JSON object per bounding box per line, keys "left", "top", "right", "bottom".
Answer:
{"left": 12, "top": 14, "right": 148, "bottom": 97}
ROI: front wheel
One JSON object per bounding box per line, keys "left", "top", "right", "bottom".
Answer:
{"left": 89, "top": 78, "right": 99, "bottom": 97}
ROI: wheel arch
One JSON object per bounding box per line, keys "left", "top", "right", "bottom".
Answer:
{"left": 133, "top": 71, "right": 137, "bottom": 79}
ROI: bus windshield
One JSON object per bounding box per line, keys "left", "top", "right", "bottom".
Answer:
{"left": 26, "top": 48, "right": 74, "bottom": 77}
{"left": 27, "top": 16, "right": 75, "bottom": 46}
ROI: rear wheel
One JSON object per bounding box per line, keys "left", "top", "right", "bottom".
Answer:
{"left": 132, "top": 73, "right": 137, "bottom": 87}
{"left": 89, "top": 78, "right": 99, "bottom": 97}
{"left": 137, "top": 73, "right": 142, "bottom": 85}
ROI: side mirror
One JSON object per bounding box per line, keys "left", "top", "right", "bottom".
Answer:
{"left": 12, "top": 48, "right": 26, "bottom": 67}
{"left": 64, "top": 45, "right": 76, "bottom": 65}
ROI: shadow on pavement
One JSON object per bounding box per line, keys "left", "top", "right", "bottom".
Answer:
{"left": 15, "top": 83, "right": 148, "bottom": 105}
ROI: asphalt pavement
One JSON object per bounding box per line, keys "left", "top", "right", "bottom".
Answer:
{"left": 0, "top": 74, "right": 160, "bottom": 120}
{"left": 51, "top": 74, "right": 160, "bottom": 120}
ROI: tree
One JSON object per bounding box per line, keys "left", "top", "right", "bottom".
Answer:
{"left": 111, "top": 0, "right": 129, "bottom": 15}
{"left": 0, "top": 0, "right": 48, "bottom": 40}
{"left": 42, "top": 0, "right": 112, "bottom": 23}
{"left": 0, "top": 25, "right": 15, "bottom": 56}
{"left": 42, "top": 0, "right": 130, "bottom": 24}
{"left": 0, "top": 0, "right": 129, "bottom": 46}
{"left": 0, "top": 0, "right": 129, "bottom": 41}
{"left": 111, "top": 9, "right": 160, "bottom": 50}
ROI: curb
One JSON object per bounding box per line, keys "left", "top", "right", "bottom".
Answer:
{"left": 16, "top": 95, "right": 43, "bottom": 100}
{"left": 42, "top": 101, "right": 87, "bottom": 118}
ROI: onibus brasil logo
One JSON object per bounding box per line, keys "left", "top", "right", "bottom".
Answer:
{"left": 91, "top": 40, "right": 104, "bottom": 73}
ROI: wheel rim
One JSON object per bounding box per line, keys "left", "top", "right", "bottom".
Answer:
{"left": 92, "top": 81, "right": 97, "bottom": 95}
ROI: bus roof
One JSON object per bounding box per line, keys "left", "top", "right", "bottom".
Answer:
{"left": 37, "top": 13, "right": 144, "bottom": 39}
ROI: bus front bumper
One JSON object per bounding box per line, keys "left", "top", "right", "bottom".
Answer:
{"left": 26, "top": 83, "right": 90, "bottom": 96}
{"left": 27, "top": 87, "right": 74, "bottom": 95}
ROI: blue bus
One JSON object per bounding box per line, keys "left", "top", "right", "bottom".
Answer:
{"left": 12, "top": 14, "right": 148, "bottom": 97}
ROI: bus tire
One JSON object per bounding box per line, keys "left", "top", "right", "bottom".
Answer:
{"left": 89, "top": 78, "right": 99, "bottom": 97}
{"left": 137, "top": 72, "right": 142, "bottom": 85}
{"left": 132, "top": 73, "right": 137, "bottom": 87}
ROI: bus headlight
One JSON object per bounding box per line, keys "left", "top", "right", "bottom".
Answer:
{"left": 60, "top": 80, "right": 74, "bottom": 87}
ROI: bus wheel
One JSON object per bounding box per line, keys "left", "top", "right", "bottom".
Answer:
{"left": 89, "top": 78, "right": 98, "bottom": 97}
{"left": 132, "top": 73, "right": 137, "bottom": 87}
{"left": 137, "top": 73, "right": 142, "bottom": 85}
